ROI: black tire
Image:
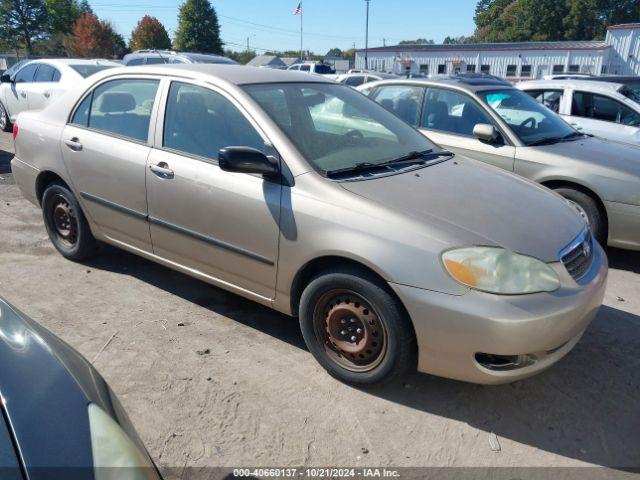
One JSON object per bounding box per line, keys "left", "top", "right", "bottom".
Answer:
{"left": 299, "top": 268, "right": 416, "bottom": 386}
{"left": 42, "top": 181, "right": 99, "bottom": 261}
{"left": 554, "top": 187, "right": 606, "bottom": 244}
{"left": 0, "top": 102, "right": 11, "bottom": 132}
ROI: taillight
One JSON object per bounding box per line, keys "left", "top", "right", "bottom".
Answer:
{"left": 12, "top": 123, "right": 18, "bottom": 141}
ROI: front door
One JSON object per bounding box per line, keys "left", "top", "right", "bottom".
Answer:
{"left": 5, "top": 63, "right": 38, "bottom": 120}
{"left": 419, "top": 86, "right": 516, "bottom": 171}
{"left": 146, "top": 80, "right": 281, "bottom": 300}
{"left": 60, "top": 77, "right": 161, "bottom": 251}
{"left": 567, "top": 90, "right": 640, "bottom": 146}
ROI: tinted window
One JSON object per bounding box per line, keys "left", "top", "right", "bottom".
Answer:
{"left": 344, "top": 76, "right": 366, "bottom": 87}
{"left": 521, "top": 65, "right": 532, "bottom": 77}
{"left": 525, "top": 89, "right": 563, "bottom": 113}
{"left": 126, "top": 58, "right": 144, "bottom": 66}
{"left": 245, "top": 83, "right": 439, "bottom": 175}
{"left": 163, "top": 82, "right": 264, "bottom": 160}
{"left": 480, "top": 89, "right": 576, "bottom": 145}
{"left": 300, "top": 65, "right": 311, "bottom": 72}
{"left": 572, "top": 91, "right": 640, "bottom": 126}
{"left": 553, "top": 65, "right": 564, "bottom": 74}
{"left": 145, "top": 57, "right": 167, "bottom": 65}
{"left": 568, "top": 65, "right": 580, "bottom": 73}
{"left": 14, "top": 64, "right": 38, "bottom": 83}
{"left": 52, "top": 69, "right": 61, "bottom": 81}
{"left": 506, "top": 65, "right": 517, "bottom": 77}
{"left": 34, "top": 64, "right": 58, "bottom": 82}
{"left": 70, "top": 65, "right": 117, "bottom": 78}
{"left": 87, "top": 79, "right": 159, "bottom": 142}
{"left": 466, "top": 64, "right": 475, "bottom": 73}
{"left": 371, "top": 85, "right": 424, "bottom": 125}
{"left": 421, "top": 87, "right": 493, "bottom": 136}
{"left": 71, "top": 94, "right": 92, "bottom": 126}
{"left": 437, "top": 64, "right": 446, "bottom": 74}
{"left": 314, "top": 64, "right": 334, "bottom": 74}
{"left": 480, "top": 65, "right": 490, "bottom": 74}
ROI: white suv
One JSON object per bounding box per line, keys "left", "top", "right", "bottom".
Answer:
{"left": 517, "top": 79, "right": 640, "bottom": 147}
{"left": 287, "top": 62, "right": 335, "bottom": 75}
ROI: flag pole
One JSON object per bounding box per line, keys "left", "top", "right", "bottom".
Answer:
{"left": 300, "top": 1, "right": 303, "bottom": 61}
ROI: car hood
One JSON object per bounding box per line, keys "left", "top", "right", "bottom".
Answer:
{"left": 526, "top": 136, "right": 640, "bottom": 176}
{"left": 339, "top": 157, "right": 585, "bottom": 262}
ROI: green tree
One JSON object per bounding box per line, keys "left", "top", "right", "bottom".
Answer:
{"left": 46, "top": 0, "right": 83, "bottom": 35}
{"left": 564, "top": 0, "right": 602, "bottom": 40}
{"left": 443, "top": 35, "right": 471, "bottom": 44}
{"left": 326, "top": 47, "right": 343, "bottom": 57}
{"left": 110, "top": 27, "right": 128, "bottom": 58}
{"left": 174, "top": 0, "right": 223, "bottom": 54}
{"left": 224, "top": 49, "right": 255, "bottom": 64}
{"left": 399, "top": 38, "right": 434, "bottom": 45}
{"left": 0, "top": 0, "right": 49, "bottom": 54}
{"left": 130, "top": 15, "right": 171, "bottom": 50}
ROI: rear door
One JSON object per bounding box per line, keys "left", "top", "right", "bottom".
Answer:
{"left": 29, "top": 64, "right": 62, "bottom": 110}
{"left": 145, "top": 79, "right": 281, "bottom": 300}
{"left": 61, "top": 76, "right": 162, "bottom": 251}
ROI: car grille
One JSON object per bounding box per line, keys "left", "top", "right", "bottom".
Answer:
{"left": 560, "top": 229, "right": 593, "bottom": 281}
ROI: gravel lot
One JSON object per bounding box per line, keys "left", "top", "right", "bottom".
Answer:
{"left": 0, "top": 131, "right": 639, "bottom": 477}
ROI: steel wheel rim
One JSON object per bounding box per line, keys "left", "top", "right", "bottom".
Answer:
{"left": 51, "top": 195, "right": 78, "bottom": 247}
{"left": 567, "top": 200, "right": 590, "bottom": 225}
{"left": 312, "top": 289, "right": 387, "bottom": 372}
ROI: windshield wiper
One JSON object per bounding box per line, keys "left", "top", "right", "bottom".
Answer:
{"left": 325, "top": 149, "right": 452, "bottom": 177}
{"left": 527, "top": 132, "right": 584, "bottom": 146}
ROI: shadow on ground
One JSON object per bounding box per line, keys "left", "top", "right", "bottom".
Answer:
{"left": 607, "top": 247, "right": 640, "bottom": 274}
{"left": 0, "top": 148, "right": 12, "bottom": 174}
{"left": 87, "top": 245, "right": 640, "bottom": 469}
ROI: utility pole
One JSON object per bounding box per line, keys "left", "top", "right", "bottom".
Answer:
{"left": 382, "top": 38, "right": 387, "bottom": 47}
{"left": 364, "top": 0, "right": 370, "bottom": 70}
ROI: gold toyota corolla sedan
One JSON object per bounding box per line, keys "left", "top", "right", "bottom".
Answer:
{"left": 11, "top": 65, "right": 607, "bottom": 386}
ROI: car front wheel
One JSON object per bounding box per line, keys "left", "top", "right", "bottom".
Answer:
{"left": 0, "top": 102, "right": 11, "bottom": 132}
{"left": 554, "top": 187, "right": 606, "bottom": 245}
{"left": 42, "top": 181, "right": 99, "bottom": 261}
{"left": 299, "top": 269, "right": 416, "bottom": 386}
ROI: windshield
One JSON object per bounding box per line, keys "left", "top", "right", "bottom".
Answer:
{"left": 478, "top": 88, "right": 576, "bottom": 146}
{"left": 244, "top": 82, "right": 440, "bottom": 175}
{"left": 70, "top": 64, "right": 117, "bottom": 78}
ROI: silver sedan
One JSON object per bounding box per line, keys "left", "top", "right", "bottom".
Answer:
{"left": 11, "top": 65, "right": 607, "bottom": 385}
{"left": 360, "top": 77, "right": 640, "bottom": 251}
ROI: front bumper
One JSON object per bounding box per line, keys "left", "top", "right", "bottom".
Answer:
{"left": 390, "top": 242, "right": 608, "bottom": 384}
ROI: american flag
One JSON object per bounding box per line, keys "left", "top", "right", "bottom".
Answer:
{"left": 293, "top": 2, "right": 302, "bottom": 15}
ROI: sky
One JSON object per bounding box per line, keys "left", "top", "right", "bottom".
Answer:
{"left": 90, "top": 0, "right": 479, "bottom": 54}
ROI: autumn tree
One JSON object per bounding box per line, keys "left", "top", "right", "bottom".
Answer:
{"left": 0, "top": 0, "right": 49, "bottom": 54}
{"left": 174, "top": 0, "right": 223, "bottom": 54}
{"left": 71, "top": 13, "right": 115, "bottom": 58}
{"left": 129, "top": 15, "right": 171, "bottom": 51}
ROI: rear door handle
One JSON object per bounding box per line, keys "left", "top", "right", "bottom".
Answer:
{"left": 19, "top": 92, "right": 26, "bottom": 98}
{"left": 63, "top": 138, "right": 83, "bottom": 151}
{"left": 44, "top": 92, "right": 50, "bottom": 98}
{"left": 149, "top": 163, "right": 174, "bottom": 178}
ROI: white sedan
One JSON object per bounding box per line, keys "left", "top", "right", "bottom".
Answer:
{"left": 517, "top": 79, "right": 640, "bottom": 147}
{"left": 0, "top": 59, "right": 120, "bottom": 132}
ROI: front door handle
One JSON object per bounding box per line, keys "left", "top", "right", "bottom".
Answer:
{"left": 44, "top": 92, "right": 50, "bottom": 98}
{"left": 149, "top": 163, "right": 174, "bottom": 178}
{"left": 63, "top": 138, "right": 83, "bottom": 151}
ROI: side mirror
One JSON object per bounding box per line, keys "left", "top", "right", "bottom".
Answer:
{"left": 473, "top": 123, "right": 499, "bottom": 143}
{"left": 0, "top": 74, "right": 12, "bottom": 84}
{"left": 218, "top": 147, "right": 279, "bottom": 177}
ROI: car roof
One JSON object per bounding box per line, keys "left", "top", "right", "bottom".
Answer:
{"left": 361, "top": 76, "right": 515, "bottom": 93}
{"left": 517, "top": 79, "right": 625, "bottom": 92}
{"left": 31, "top": 58, "right": 120, "bottom": 66}
{"left": 96, "top": 64, "right": 336, "bottom": 85}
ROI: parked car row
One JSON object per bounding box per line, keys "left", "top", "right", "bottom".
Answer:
{"left": 11, "top": 64, "right": 613, "bottom": 391}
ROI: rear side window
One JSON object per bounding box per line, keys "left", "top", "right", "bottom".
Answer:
{"left": 371, "top": 85, "right": 425, "bottom": 126}
{"left": 34, "top": 64, "right": 60, "bottom": 82}
{"left": 300, "top": 65, "right": 311, "bottom": 72}
{"left": 145, "top": 57, "right": 167, "bottom": 65}
{"left": 14, "top": 64, "right": 38, "bottom": 83}
{"left": 163, "top": 82, "right": 264, "bottom": 160}
{"left": 344, "top": 76, "right": 366, "bottom": 87}
{"left": 126, "top": 58, "right": 144, "bottom": 66}
{"left": 525, "top": 89, "right": 563, "bottom": 113}
{"left": 72, "top": 79, "right": 160, "bottom": 142}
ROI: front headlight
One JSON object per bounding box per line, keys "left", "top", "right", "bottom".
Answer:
{"left": 442, "top": 247, "right": 560, "bottom": 294}
{"left": 88, "top": 404, "right": 160, "bottom": 480}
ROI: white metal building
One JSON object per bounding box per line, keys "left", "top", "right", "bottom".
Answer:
{"left": 355, "top": 24, "right": 640, "bottom": 79}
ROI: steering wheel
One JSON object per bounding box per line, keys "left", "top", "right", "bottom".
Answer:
{"left": 520, "top": 117, "right": 537, "bottom": 129}
{"left": 344, "top": 129, "right": 364, "bottom": 140}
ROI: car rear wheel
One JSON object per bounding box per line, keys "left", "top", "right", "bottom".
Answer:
{"left": 299, "top": 269, "right": 416, "bottom": 386}
{"left": 554, "top": 187, "right": 606, "bottom": 245}
{"left": 0, "top": 102, "right": 11, "bottom": 132}
{"left": 42, "top": 182, "right": 99, "bottom": 261}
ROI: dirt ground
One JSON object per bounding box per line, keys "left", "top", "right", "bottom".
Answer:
{"left": 0, "top": 131, "right": 639, "bottom": 476}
